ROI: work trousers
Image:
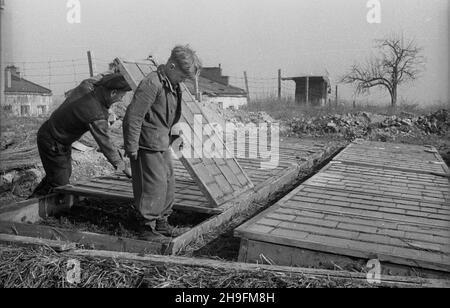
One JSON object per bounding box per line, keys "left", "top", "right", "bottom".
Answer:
{"left": 130, "top": 149, "right": 175, "bottom": 229}
{"left": 31, "top": 121, "right": 72, "bottom": 198}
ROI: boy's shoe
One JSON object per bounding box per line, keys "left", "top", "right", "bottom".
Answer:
{"left": 155, "top": 219, "right": 175, "bottom": 237}
{"left": 139, "top": 227, "right": 167, "bottom": 241}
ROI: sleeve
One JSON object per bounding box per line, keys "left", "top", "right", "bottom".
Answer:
{"left": 123, "top": 77, "right": 160, "bottom": 154}
{"left": 89, "top": 119, "right": 123, "bottom": 169}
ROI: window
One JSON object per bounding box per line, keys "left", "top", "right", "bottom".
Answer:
{"left": 20, "top": 105, "right": 30, "bottom": 116}
{"left": 37, "top": 105, "right": 47, "bottom": 115}
{"left": 3, "top": 105, "right": 12, "bottom": 113}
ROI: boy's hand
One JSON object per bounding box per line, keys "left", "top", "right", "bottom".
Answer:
{"left": 115, "top": 161, "right": 132, "bottom": 178}
{"left": 170, "top": 135, "right": 184, "bottom": 151}
{"left": 126, "top": 151, "right": 138, "bottom": 161}
{"left": 122, "top": 167, "right": 132, "bottom": 179}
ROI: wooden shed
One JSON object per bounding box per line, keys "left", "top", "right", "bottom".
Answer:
{"left": 283, "top": 75, "right": 330, "bottom": 106}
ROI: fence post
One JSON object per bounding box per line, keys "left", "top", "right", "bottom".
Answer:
{"left": 278, "top": 69, "right": 281, "bottom": 100}
{"left": 305, "top": 76, "right": 309, "bottom": 105}
{"left": 244, "top": 71, "right": 250, "bottom": 103}
{"left": 335, "top": 85, "right": 338, "bottom": 107}
{"left": 87, "top": 51, "right": 94, "bottom": 77}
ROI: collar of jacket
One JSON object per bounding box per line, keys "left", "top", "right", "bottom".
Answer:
{"left": 157, "top": 65, "right": 179, "bottom": 95}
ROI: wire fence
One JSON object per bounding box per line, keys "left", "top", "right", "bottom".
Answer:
{"left": 4, "top": 56, "right": 112, "bottom": 95}
{"left": 4, "top": 56, "right": 333, "bottom": 101}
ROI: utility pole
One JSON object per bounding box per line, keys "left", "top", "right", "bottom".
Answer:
{"left": 0, "top": 0, "right": 5, "bottom": 105}
{"left": 278, "top": 69, "right": 281, "bottom": 100}
{"left": 335, "top": 85, "right": 338, "bottom": 107}
{"left": 305, "top": 77, "right": 310, "bottom": 105}
{"left": 244, "top": 71, "right": 250, "bottom": 103}
{"left": 87, "top": 51, "right": 94, "bottom": 77}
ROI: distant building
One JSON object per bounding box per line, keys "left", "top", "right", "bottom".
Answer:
{"left": 2, "top": 65, "right": 53, "bottom": 116}
{"left": 282, "top": 75, "right": 330, "bottom": 106}
{"left": 185, "top": 65, "right": 248, "bottom": 109}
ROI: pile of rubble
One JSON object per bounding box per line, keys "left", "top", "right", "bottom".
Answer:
{"left": 285, "top": 109, "right": 450, "bottom": 141}
{"left": 230, "top": 111, "right": 275, "bottom": 125}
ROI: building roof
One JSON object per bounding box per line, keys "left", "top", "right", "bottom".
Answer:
{"left": 185, "top": 76, "right": 247, "bottom": 97}
{"left": 5, "top": 66, "right": 52, "bottom": 95}
{"left": 282, "top": 75, "right": 330, "bottom": 85}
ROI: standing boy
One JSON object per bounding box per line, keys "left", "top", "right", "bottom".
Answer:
{"left": 123, "top": 45, "right": 201, "bottom": 239}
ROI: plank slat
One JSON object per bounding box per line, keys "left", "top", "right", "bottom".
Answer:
{"left": 236, "top": 141, "right": 450, "bottom": 273}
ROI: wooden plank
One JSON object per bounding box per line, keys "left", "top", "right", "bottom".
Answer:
{"left": 235, "top": 141, "right": 450, "bottom": 274}
{"left": 281, "top": 196, "right": 450, "bottom": 228}
{"left": 57, "top": 185, "right": 219, "bottom": 215}
{"left": 115, "top": 58, "right": 254, "bottom": 208}
{"left": 241, "top": 239, "right": 450, "bottom": 281}
{"left": 236, "top": 228, "right": 450, "bottom": 273}
{"left": 275, "top": 207, "right": 450, "bottom": 244}
{"left": 0, "top": 221, "right": 166, "bottom": 254}
{"left": 334, "top": 141, "right": 450, "bottom": 175}
{"left": 68, "top": 249, "right": 450, "bottom": 288}
{"left": 168, "top": 142, "right": 339, "bottom": 254}
{"left": 0, "top": 194, "right": 74, "bottom": 224}
{"left": 253, "top": 214, "right": 450, "bottom": 254}
{"left": 0, "top": 234, "right": 76, "bottom": 252}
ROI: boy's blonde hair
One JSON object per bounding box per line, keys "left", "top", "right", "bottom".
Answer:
{"left": 169, "top": 45, "right": 202, "bottom": 79}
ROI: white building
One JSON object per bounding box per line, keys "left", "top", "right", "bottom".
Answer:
{"left": 2, "top": 66, "right": 53, "bottom": 116}
{"left": 185, "top": 65, "right": 248, "bottom": 109}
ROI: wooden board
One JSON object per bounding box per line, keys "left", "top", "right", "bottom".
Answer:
{"left": 115, "top": 58, "right": 253, "bottom": 207}
{"left": 168, "top": 140, "right": 342, "bottom": 254}
{"left": 0, "top": 139, "right": 341, "bottom": 255}
{"left": 334, "top": 140, "right": 450, "bottom": 175}
{"left": 0, "top": 234, "right": 76, "bottom": 252}
{"left": 235, "top": 141, "right": 450, "bottom": 273}
{"left": 239, "top": 239, "right": 450, "bottom": 280}
{"left": 0, "top": 221, "right": 166, "bottom": 254}
{"left": 65, "top": 249, "right": 450, "bottom": 287}
{"left": 305, "top": 163, "right": 450, "bottom": 206}
{"left": 54, "top": 138, "right": 329, "bottom": 215}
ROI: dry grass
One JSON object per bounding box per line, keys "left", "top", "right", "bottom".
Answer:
{"left": 0, "top": 245, "right": 378, "bottom": 288}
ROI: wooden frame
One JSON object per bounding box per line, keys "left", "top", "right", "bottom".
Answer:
{"left": 0, "top": 193, "right": 74, "bottom": 223}
{"left": 0, "top": 220, "right": 168, "bottom": 254}
{"left": 235, "top": 141, "right": 450, "bottom": 275}
{"left": 115, "top": 58, "right": 254, "bottom": 208}
{"left": 0, "top": 140, "right": 341, "bottom": 255}
{"left": 238, "top": 238, "right": 450, "bottom": 280}
{"left": 0, "top": 242, "right": 449, "bottom": 287}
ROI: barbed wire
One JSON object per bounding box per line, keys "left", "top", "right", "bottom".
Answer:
{"left": 4, "top": 57, "right": 314, "bottom": 97}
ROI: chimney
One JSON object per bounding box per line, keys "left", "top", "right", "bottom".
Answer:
{"left": 8, "top": 65, "right": 19, "bottom": 77}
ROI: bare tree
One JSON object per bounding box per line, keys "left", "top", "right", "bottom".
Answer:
{"left": 342, "top": 35, "right": 425, "bottom": 107}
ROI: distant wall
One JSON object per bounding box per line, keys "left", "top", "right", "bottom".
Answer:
{"left": 3, "top": 93, "right": 52, "bottom": 116}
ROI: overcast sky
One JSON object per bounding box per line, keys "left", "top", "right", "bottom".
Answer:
{"left": 2, "top": 0, "right": 449, "bottom": 104}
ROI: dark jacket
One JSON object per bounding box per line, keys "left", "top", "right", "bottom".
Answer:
{"left": 46, "top": 77, "right": 123, "bottom": 168}
{"left": 123, "top": 65, "right": 182, "bottom": 153}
